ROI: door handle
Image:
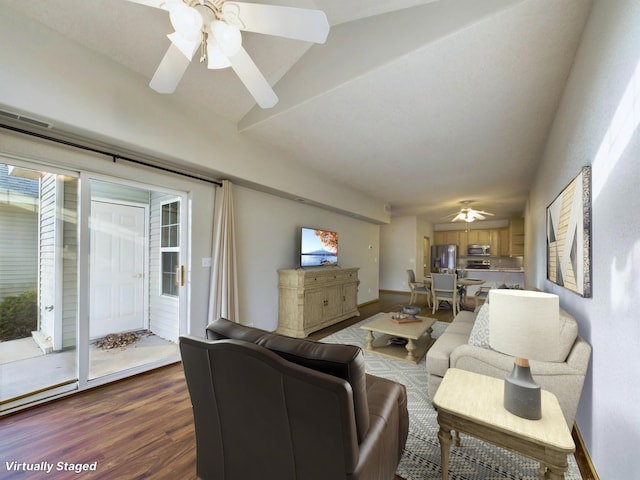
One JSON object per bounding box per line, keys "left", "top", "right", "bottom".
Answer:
{"left": 133, "top": 273, "right": 143, "bottom": 279}
{"left": 175, "top": 265, "right": 185, "bottom": 287}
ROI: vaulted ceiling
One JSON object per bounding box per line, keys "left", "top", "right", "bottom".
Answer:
{"left": 2, "top": 0, "right": 593, "bottom": 224}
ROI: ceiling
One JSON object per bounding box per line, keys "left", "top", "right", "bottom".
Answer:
{"left": 2, "top": 0, "right": 593, "bottom": 224}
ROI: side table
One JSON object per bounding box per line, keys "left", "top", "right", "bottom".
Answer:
{"left": 432, "top": 368, "right": 575, "bottom": 480}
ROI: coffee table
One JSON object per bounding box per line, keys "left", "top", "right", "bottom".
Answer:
{"left": 432, "top": 369, "right": 575, "bottom": 480}
{"left": 360, "top": 312, "right": 436, "bottom": 364}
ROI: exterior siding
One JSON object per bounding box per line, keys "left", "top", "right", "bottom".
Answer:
{"left": 62, "top": 178, "right": 78, "bottom": 349}
{"left": 0, "top": 203, "right": 38, "bottom": 300}
{"left": 38, "top": 174, "right": 57, "bottom": 343}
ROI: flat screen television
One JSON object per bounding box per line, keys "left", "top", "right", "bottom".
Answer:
{"left": 300, "top": 227, "right": 338, "bottom": 267}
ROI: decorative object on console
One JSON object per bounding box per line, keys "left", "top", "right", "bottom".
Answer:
{"left": 489, "top": 289, "right": 560, "bottom": 420}
{"left": 546, "top": 166, "right": 592, "bottom": 297}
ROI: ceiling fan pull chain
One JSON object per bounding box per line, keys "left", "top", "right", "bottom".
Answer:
{"left": 200, "top": 36, "right": 207, "bottom": 63}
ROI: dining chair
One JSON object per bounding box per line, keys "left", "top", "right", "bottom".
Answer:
{"left": 407, "top": 269, "right": 431, "bottom": 306}
{"left": 431, "top": 273, "right": 459, "bottom": 317}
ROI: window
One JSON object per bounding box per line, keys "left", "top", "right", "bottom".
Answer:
{"left": 160, "top": 200, "right": 180, "bottom": 297}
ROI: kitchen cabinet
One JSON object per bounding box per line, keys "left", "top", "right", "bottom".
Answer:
{"left": 509, "top": 218, "right": 525, "bottom": 257}
{"left": 435, "top": 227, "right": 515, "bottom": 257}
{"left": 467, "top": 229, "right": 490, "bottom": 246}
{"left": 499, "top": 228, "right": 510, "bottom": 256}
{"left": 434, "top": 231, "right": 466, "bottom": 254}
{"left": 277, "top": 267, "right": 360, "bottom": 338}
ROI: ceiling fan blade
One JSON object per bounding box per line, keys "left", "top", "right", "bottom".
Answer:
{"left": 474, "top": 213, "right": 487, "bottom": 220}
{"left": 149, "top": 44, "right": 191, "bottom": 94}
{"left": 223, "top": 2, "right": 330, "bottom": 44}
{"left": 124, "top": 0, "right": 169, "bottom": 10}
{"left": 229, "top": 47, "right": 278, "bottom": 108}
{"left": 476, "top": 210, "right": 495, "bottom": 216}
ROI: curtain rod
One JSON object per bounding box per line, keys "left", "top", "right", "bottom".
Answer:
{"left": 1, "top": 123, "right": 222, "bottom": 187}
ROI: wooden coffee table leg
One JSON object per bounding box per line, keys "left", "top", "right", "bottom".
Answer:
{"left": 405, "top": 338, "right": 416, "bottom": 362}
{"left": 438, "top": 426, "right": 452, "bottom": 480}
{"left": 365, "top": 330, "right": 375, "bottom": 350}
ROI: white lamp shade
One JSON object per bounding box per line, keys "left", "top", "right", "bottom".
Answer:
{"left": 210, "top": 20, "right": 242, "bottom": 57}
{"left": 489, "top": 289, "right": 560, "bottom": 361}
{"left": 168, "top": 2, "right": 203, "bottom": 42}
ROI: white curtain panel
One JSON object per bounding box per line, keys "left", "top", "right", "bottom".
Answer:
{"left": 207, "top": 180, "right": 239, "bottom": 324}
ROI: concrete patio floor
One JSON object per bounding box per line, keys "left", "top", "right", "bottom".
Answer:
{"left": 0, "top": 334, "right": 178, "bottom": 405}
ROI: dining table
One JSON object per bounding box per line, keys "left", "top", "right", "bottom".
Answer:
{"left": 422, "top": 275, "right": 486, "bottom": 307}
{"left": 422, "top": 276, "right": 486, "bottom": 287}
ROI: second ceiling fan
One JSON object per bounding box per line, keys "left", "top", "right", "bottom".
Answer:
{"left": 126, "top": 0, "right": 330, "bottom": 108}
{"left": 444, "top": 201, "right": 495, "bottom": 223}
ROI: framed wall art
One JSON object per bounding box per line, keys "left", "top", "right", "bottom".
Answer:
{"left": 546, "top": 166, "right": 592, "bottom": 297}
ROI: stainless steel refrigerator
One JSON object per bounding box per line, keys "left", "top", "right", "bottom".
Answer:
{"left": 431, "top": 245, "right": 457, "bottom": 273}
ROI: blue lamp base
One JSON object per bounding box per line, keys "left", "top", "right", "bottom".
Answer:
{"left": 503, "top": 360, "right": 541, "bottom": 420}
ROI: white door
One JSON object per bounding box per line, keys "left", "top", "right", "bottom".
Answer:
{"left": 90, "top": 201, "right": 147, "bottom": 339}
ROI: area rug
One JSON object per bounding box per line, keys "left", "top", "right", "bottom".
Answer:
{"left": 321, "top": 314, "right": 581, "bottom": 480}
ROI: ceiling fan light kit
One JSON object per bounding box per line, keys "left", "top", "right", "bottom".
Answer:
{"left": 127, "top": 0, "right": 330, "bottom": 108}
{"left": 167, "top": 31, "right": 201, "bottom": 60}
{"left": 168, "top": 1, "right": 203, "bottom": 41}
{"left": 206, "top": 37, "right": 232, "bottom": 69}
{"left": 210, "top": 20, "right": 242, "bottom": 57}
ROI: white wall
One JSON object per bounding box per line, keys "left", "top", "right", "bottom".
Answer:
{"left": 526, "top": 0, "right": 640, "bottom": 477}
{"left": 233, "top": 186, "right": 380, "bottom": 331}
{"left": 380, "top": 216, "right": 434, "bottom": 291}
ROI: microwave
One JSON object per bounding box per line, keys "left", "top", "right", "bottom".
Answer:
{"left": 468, "top": 244, "right": 490, "bottom": 256}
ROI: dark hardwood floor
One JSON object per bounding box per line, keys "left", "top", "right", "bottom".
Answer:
{"left": 0, "top": 291, "right": 592, "bottom": 479}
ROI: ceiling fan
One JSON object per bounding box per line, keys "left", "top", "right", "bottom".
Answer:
{"left": 125, "top": 0, "right": 330, "bottom": 108}
{"left": 444, "top": 201, "right": 495, "bottom": 223}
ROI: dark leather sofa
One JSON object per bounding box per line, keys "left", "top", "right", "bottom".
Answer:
{"left": 179, "top": 318, "right": 409, "bottom": 480}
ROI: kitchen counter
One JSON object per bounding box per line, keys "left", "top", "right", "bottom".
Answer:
{"left": 462, "top": 268, "right": 524, "bottom": 273}
{"left": 458, "top": 269, "right": 525, "bottom": 296}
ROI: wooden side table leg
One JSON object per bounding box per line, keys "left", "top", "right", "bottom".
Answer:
{"left": 437, "top": 427, "right": 452, "bottom": 480}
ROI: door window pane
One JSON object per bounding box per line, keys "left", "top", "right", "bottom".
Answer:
{"left": 161, "top": 252, "right": 179, "bottom": 296}
{"left": 160, "top": 200, "right": 180, "bottom": 297}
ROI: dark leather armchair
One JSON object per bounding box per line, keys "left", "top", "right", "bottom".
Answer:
{"left": 179, "top": 318, "right": 409, "bottom": 480}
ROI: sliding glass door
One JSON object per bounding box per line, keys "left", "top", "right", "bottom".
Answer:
{"left": 0, "top": 160, "right": 188, "bottom": 413}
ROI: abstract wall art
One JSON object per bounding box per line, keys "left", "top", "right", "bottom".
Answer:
{"left": 546, "top": 166, "right": 592, "bottom": 297}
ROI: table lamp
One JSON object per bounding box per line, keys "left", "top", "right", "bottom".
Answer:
{"left": 489, "top": 289, "right": 560, "bottom": 420}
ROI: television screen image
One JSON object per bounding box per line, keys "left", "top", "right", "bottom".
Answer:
{"left": 300, "top": 227, "right": 338, "bottom": 267}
